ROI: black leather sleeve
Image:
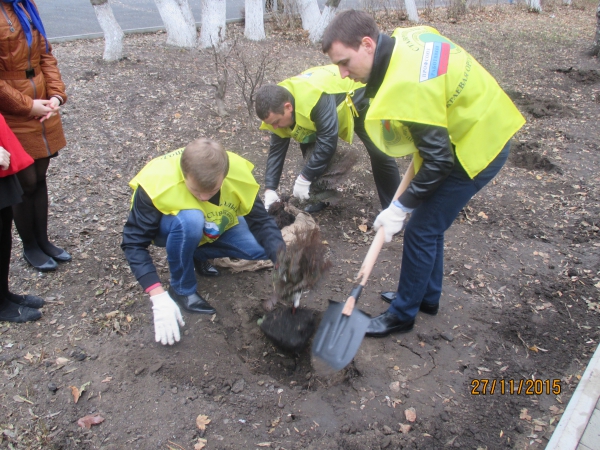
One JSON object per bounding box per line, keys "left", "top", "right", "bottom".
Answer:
{"left": 300, "top": 94, "right": 339, "bottom": 182}
{"left": 264, "top": 133, "right": 291, "bottom": 191}
{"left": 121, "top": 187, "right": 162, "bottom": 291}
{"left": 245, "top": 194, "right": 285, "bottom": 263}
{"left": 397, "top": 122, "right": 455, "bottom": 209}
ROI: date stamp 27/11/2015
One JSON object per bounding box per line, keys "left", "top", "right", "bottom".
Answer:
{"left": 470, "top": 379, "right": 561, "bottom": 395}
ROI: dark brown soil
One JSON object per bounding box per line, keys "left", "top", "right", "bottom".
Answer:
{"left": 1, "top": 3, "right": 599, "bottom": 450}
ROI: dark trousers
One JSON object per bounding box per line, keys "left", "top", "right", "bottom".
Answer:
{"left": 388, "top": 143, "right": 510, "bottom": 321}
{"left": 352, "top": 88, "right": 401, "bottom": 209}
{"left": 0, "top": 207, "right": 13, "bottom": 299}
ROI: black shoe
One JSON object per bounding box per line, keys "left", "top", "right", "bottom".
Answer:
{"left": 23, "top": 252, "right": 57, "bottom": 272}
{"left": 194, "top": 260, "right": 220, "bottom": 277}
{"left": 0, "top": 302, "right": 42, "bottom": 323}
{"left": 365, "top": 311, "right": 414, "bottom": 337}
{"left": 6, "top": 292, "right": 45, "bottom": 309}
{"left": 304, "top": 201, "right": 329, "bottom": 213}
{"left": 380, "top": 292, "right": 439, "bottom": 316}
{"left": 51, "top": 249, "right": 72, "bottom": 262}
{"left": 168, "top": 287, "right": 216, "bottom": 314}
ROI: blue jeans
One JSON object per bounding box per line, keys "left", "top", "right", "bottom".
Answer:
{"left": 154, "top": 211, "right": 268, "bottom": 296}
{"left": 388, "top": 143, "right": 510, "bottom": 321}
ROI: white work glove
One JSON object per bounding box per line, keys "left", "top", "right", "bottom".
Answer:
{"left": 293, "top": 175, "right": 311, "bottom": 200}
{"left": 373, "top": 201, "right": 412, "bottom": 243}
{"left": 264, "top": 189, "right": 280, "bottom": 210}
{"left": 150, "top": 291, "right": 185, "bottom": 345}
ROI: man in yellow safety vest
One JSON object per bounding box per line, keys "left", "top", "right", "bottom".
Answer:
{"left": 121, "top": 138, "right": 284, "bottom": 345}
{"left": 256, "top": 65, "right": 401, "bottom": 212}
{"left": 322, "top": 10, "right": 525, "bottom": 337}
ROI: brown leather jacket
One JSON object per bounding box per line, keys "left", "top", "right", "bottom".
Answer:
{"left": 0, "top": 1, "right": 67, "bottom": 159}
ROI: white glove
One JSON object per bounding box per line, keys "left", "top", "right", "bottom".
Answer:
{"left": 373, "top": 201, "right": 410, "bottom": 243}
{"left": 150, "top": 291, "right": 185, "bottom": 345}
{"left": 293, "top": 175, "right": 311, "bottom": 200}
{"left": 264, "top": 189, "right": 280, "bottom": 210}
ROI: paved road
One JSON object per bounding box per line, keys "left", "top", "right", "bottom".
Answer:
{"left": 36, "top": 0, "right": 337, "bottom": 40}
{"left": 37, "top": 0, "right": 507, "bottom": 41}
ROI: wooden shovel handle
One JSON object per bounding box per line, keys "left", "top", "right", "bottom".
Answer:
{"left": 341, "top": 160, "right": 415, "bottom": 317}
{"left": 342, "top": 227, "right": 386, "bottom": 316}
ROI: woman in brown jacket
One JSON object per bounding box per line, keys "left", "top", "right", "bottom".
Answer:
{"left": 0, "top": 0, "right": 70, "bottom": 271}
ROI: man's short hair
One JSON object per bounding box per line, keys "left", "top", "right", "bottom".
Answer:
{"left": 180, "top": 138, "right": 229, "bottom": 191}
{"left": 255, "top": 85, "right": 293, "bottom": 120}
{"left": 321, "top": 10, "right": 379, "bottom": 53}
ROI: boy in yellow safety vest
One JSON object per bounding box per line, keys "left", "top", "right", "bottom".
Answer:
{"left": 121, "top": 138, "right": 284, "bottom": 346}
{"left": 255, "top": 65, "right": 401, "bottom": 212}
{"left": 322, "top": 11, "right": 525, "bottom": 337}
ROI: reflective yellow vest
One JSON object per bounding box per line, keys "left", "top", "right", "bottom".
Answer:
{"left": 129, "top": 149, "right": 259, "bottom": 246}
{"left": 260, "top": 65, "right": 364, "bottom": 144}
{"left": 365, "top": 27, "right": 525, "bottom": 178}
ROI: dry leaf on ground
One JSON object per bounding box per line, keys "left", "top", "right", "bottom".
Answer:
{"left": 399, "top": 423, "right": 411, "bottom": 434}
{"left": 404, "top": 407, "right": 417, "bottom": 422}
{"left": 196, "top": 414, "right": 211, "bottom": 430}
{"left": 194, "top": 438, "right": 207, "bottom": 450}
{"left": 77, "top": 414, "right": 105, "bottom": 429}
{"left": 520, "top": 408, "right": 532, "bottom": 421}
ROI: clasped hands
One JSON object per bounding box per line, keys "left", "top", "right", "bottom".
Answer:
{"left": 30, "top": 97, "right": 60, "bottom": 123}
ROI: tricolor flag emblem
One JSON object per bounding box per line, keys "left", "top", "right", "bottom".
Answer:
{"left": 419, "top": 41, "right": 450, "bottom": 82}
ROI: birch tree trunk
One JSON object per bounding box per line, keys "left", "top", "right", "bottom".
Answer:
{"left": 154, "top": 0, "right": 197, "bottom": 48}
{"left": 200, "top": 0, "right": 227, "bottom": 48}
{"left": 526, "top": 0, "right": 542, "bottom": 12}
{"left": 90, "top": 0, "right": 124, "bottom": 62}
{"left": 296, "top": 0, "right": 321, "bottom": 34}
{"left": 405, "top": 0, "right": 420, "bottom": 23}
{"left": 245, "top": 0, "right": 266, "bottom": 41}
{"left": 592, "top": 0, "right": 600, "bottom": 56}
{"left": 308, "top": 0, "right": 341, "bottom": 43}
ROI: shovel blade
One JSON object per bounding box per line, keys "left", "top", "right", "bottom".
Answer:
{"left": 311, "top": 300, "right": 371, "bottom": 371}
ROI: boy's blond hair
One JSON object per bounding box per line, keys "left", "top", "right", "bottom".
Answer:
{"left": 180, "top": 138, "right": 229, "bottom": 190}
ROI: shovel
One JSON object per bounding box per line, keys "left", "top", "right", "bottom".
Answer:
{"left": 311, "top": 226, "right": 386, "bottom": 371}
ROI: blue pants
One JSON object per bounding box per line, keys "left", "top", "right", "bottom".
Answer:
{"left": 154, "top": 212, "right": 268, "bottom": 296}
{"left": 388, "top": 143, "right": 510, "bottom": 321}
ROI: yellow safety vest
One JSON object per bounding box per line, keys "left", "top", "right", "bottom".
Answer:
{"left": 129, "top": 149, "right": 259, "bottom": 246}
{"left": 260, "top": 65, "right": 364, "bottom": 144}
{"left": 365, "top": 27, "right": 525, "bottom": 178}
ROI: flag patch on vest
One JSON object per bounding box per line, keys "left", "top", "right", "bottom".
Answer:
{"left": 419, "top": 41, "right": 450, "bottom": 82}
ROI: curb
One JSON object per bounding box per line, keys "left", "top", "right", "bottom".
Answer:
{"left": 546, "top": 342, "right": 600, "bottom": 449}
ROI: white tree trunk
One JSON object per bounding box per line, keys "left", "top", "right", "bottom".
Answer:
{"left": 245, "top": 0, "right": 266, "bottom": 41}
{"left": 526, "top": 0, "right": 542, "bottom": 12}
{"left": 296, "top": 0, "right": 321, "bottom": 34}
{"left": 307, "top": 0, "right": 342, "bottom": 43}
{"left": 405, "top": 0, "right": 420, "bottom": 23}
{"left": 200, "top": 0, "right": 227, "bottom": 48}
{"left": 91, "top": 0, "right": 124, "bottom": 62}
{"left": 308, "top": 5, "right": 337, "bottom": 43}
{"left": 154, "top": 0, "right": 197, "bottom": 48}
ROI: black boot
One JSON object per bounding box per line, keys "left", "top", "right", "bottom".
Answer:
{"left": 365, "top": 311, "right": 414, "bottom": 337}
{"left": 168, "top": 287, "right": 216, "bottom": 314}
{"left": 194, "top": 260, "right": 220, "bottom": 277}
{"left": 380, "top": 292, "right": 439, "bottom": 316}
{"left": 0, "top": 301, "right": 42, "bottom": 323}
{"left": 6, "top": 292, "right": 45, "bottom": 309}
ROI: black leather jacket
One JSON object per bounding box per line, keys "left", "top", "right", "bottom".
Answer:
{"left": 121, "top": 187, "right": 284, "bottom": 291}
{"left": 366, "top": 34, "right": 455, "bottom": 209}
{"left": 264, "top": 93, "right": 346, "bottom": 190}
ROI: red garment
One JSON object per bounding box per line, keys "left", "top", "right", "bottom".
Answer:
{"left": 0, "top": 113, "right": 33, "bottom": 177}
